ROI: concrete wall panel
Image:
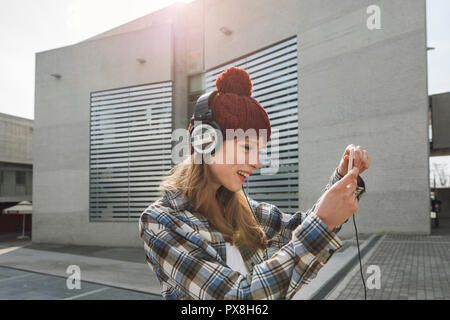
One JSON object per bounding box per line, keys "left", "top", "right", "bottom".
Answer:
{"left": 34, "top": 24, "right": 173, "bottom": 246}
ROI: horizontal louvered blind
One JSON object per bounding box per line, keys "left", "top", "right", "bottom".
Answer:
{"left": 205, "top": 37, "right": 299, "bottom": 213}
{"left": 90, "top": 82, "right": 173, "bottom": 222}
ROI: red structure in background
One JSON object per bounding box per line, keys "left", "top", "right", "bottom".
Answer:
{"left": 0, "top": 202, "right": 32, "bottom": 233}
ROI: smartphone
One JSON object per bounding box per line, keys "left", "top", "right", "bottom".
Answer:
{"left": 348, "top": 147, "right": 354, "bottom": 172}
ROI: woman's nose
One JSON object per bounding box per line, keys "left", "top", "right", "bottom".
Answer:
{"left": 249, "top": 152, "right": 261, "bottom": 169}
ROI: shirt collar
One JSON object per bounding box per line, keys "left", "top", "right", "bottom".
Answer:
{"left": 161, "top": 186, "right": 192, "bottom": 212}
{"left": 160, "top": 185, "right": 265, "bottom": 272}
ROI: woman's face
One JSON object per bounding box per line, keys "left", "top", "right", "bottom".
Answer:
{"left": 207, "top": 135, "right": 266, "bottom": 193}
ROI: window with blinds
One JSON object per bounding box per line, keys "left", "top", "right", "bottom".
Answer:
{"left": 89, "top": 82, "right": 173, "bottom": 222}
{"left": 204, "top": 37, "right": 299, "bottom": 213}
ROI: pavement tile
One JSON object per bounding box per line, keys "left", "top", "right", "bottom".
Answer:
{"left": 330, "top": 221, "right": 450, "bottom": 300}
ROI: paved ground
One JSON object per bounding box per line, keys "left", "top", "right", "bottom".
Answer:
{"left": 0, "top": 232, "right": 163, "bottom": 300}
{"left": 0, "top": 231, "right": 373, "bottom": 300}
{"left": 328, "top": 218, "right": 450, "bottom": 300}
{"left": 1, "top": 218, "right": 449, "bottom": 300}
{"left": 0, "top": 265, "right": 163, "bottom": 300}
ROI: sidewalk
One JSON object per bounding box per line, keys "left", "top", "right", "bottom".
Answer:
{"left": 327, "top": 218, "right": 450, "bottom": 300}
{"left": 0, "top": 233, "right": 162, "bottom": 297}
{"left": 1, "top": 220, "right": 450, "bottom": 300}
{"left": 0, "top": 265, "right": 163, "bottom": 300}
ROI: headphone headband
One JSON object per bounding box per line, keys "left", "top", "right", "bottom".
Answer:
{"left": 193, "top": 91, "right": 217, "bottom": 121}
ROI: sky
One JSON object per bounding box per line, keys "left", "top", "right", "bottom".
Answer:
{"left": 0, "top": 0, "right": 192, "bottom": 120}
{"left": 0, "top": 0, "right": 449, "bottom": 185}
{"left": 0, "top": 0, "right": 448, "bottom": 121}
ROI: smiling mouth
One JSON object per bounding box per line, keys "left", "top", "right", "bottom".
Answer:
{"left": 237, "top": 172, "right": 246, "bottom": 182}
{"left": 237, "top": 170, "right": 249, "bottom": 182}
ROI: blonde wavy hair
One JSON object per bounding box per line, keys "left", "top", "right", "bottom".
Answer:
{"left": 160, "top": 154, "right": 268, "bottom": 251}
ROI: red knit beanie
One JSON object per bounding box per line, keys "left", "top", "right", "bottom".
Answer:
{"left": 188, "top": 66, "right": 271, "bottom": 153}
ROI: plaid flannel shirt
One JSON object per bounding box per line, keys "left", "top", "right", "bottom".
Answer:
{"left": 138, "top": 168, "right": 366, "bottom": 300}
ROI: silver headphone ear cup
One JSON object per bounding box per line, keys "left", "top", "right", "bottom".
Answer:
{"left": 190, "top": 121, "right": 223, "bottom": 155}
{"left": 189, "top": 90, "right": 221, "bottom": 156}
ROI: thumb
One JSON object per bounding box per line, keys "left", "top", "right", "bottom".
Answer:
{"left": 342, "top": 166, "right": 359, "bottom": 181}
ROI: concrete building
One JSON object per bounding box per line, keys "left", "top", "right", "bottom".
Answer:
{"left": 0, "top": 112, "right": 33, "bottom": 233}
{"left": 34, "top": 0, "right": 430, "bottom": 247}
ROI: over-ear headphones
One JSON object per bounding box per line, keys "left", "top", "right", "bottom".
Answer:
{"left": 188, "top": 90, "right": 223, "bottom": 156}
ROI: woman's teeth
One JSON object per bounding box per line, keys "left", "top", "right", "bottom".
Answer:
{"left": 237, "top": 170, "right": 249, "bottom": 178}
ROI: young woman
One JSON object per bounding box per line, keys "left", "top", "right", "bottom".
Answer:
{"left": 139, "top": 67, "right": 370, "bottom": 300}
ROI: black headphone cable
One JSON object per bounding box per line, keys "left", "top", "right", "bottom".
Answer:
{"left": 353, "top": 213, "right": 367, "bottom": 300}
{"left": 242, "top": 178, "right": 367, "bottom": 300}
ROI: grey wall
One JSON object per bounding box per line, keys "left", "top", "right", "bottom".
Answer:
{"left": 34, "top": 24, "right": 173, "bottom": 246}
{"left": 431, "top": 92, "right": 450, "bottom": 150}
{"left": 434, "top": 189, "right": 450, "bottom": 219}
{"left": 200, "top": 0, "right": 429, "bottom": 236}
{"left": 0, "top": 113, "right": 33, "bottom": 203}
{"left": 0, "top": 163, "right": 32, "bottom": 202}
{"left": 0, "top": 113, "right": 33, "bottom": 165}
{"left": 34, "top": 0, "right": 430, "bottom": 247}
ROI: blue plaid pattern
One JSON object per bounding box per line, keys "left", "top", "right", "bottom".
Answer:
{"left": 139, "top": 168, "right": 366, "bottom": 300}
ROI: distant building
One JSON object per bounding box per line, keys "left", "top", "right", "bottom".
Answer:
{"left": 429, "top": 91, "right": 450, "bottom": 220}
{"left": 34, "top": 0, "right": 430, "bottom": 247}
{"left": 0, "top": 112, "right": 33, "bottom": 233}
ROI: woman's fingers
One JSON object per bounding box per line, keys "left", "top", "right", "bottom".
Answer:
{"left": 338, "top": 144, "right": 370, "bottom": 176}
{"left": 363, "top": 150, "right": 370, "bottom": 170}
{"left": 352, "top": 145, "right": 370, "bottom": 172}
{"left": 355, "top": 146, "right": 362, "bottom": 168}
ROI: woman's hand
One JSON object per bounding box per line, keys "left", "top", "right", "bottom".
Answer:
{"left": 313, "top": 167, "right": 360, "bottom": 230}
{"left": 337, "top": 144, "right": 370, "bottom": 176}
